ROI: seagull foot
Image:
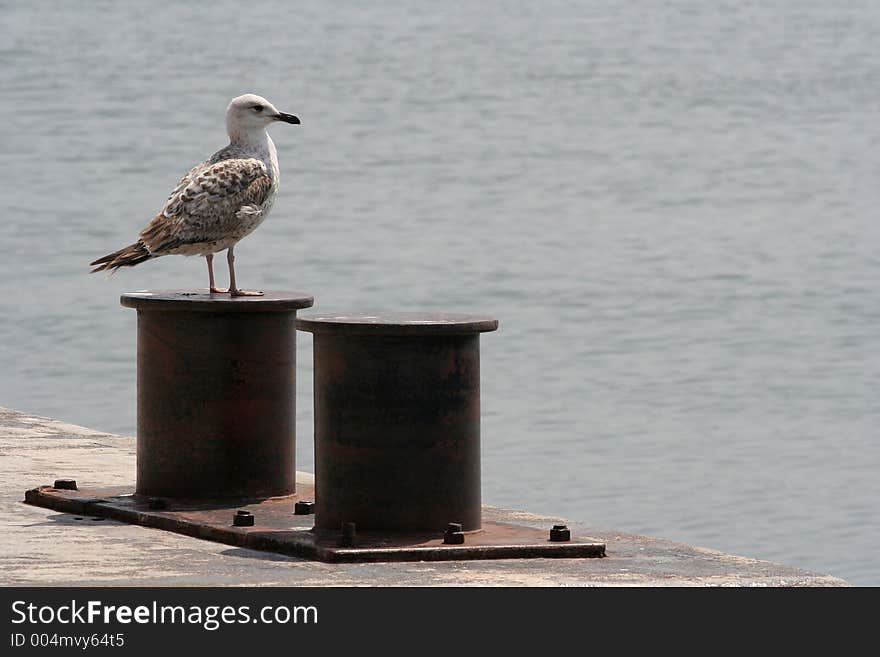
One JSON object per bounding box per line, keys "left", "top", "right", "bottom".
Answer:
{"left": 229, "top": 289, "right": 264, "bottom": 297}
{"left": 209, "top": 287, "right": 229, "bottom": 294}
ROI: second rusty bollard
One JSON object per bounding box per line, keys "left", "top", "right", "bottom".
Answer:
{"left": 297, "top": 312, "right": 498, "bottom": 533}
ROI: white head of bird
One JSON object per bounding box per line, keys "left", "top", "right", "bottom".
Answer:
{"left": 225, "top": 93, "right": 301, "bottom": 143}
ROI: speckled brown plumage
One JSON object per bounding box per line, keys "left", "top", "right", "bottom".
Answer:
{"left": 89, "top": 93, "right": 299, "bottom": 295}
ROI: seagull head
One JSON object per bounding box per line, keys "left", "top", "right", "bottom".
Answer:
{"left": 226, "top": 93, "right": 300, "bottom": 140}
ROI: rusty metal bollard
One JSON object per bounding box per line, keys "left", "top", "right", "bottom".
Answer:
{"left": 297, "top": 313, "right": 498, "bottom": 532}
{"left": 122, "top": 290, "right": 313, "bottom": 499}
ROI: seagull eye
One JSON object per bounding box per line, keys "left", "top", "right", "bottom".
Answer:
{"left": 252, "top": 104, "right": 263, "bottom": 112}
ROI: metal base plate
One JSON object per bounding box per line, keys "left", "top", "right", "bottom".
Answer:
{"left": 25, "top": 484, "right": 605, "bottom": 563}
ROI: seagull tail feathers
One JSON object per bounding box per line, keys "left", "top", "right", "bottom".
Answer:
{"left": 89, "top": 241, "right": 153, "bottom": 273}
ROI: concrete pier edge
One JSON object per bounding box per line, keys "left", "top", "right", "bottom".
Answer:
{"left": 0, "top": 406, "right": 848, "bottom": 586}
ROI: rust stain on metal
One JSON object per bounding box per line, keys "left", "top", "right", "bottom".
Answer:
{"left": 24, "top": 485, "right": 606, "bottom": 563}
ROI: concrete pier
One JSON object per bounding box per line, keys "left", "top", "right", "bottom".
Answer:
{"left": 0, "top": 406, "right": 847, "bottom": 586}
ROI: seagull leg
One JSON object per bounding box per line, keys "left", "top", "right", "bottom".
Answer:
{"left": 206, "top": 254, "right": 228, "bottom": 293}
{"left": 227, "top": 246, "right": 263, "bottom": 297}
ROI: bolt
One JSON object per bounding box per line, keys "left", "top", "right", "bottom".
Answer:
{"left": 339, "top": 522, "right": 356, "bottom": 547}
{"left": 294, "top": 500, "right": 315, "bottom": 515}
{"left": 233, "top": 510, "right": 254, "bottom": 527}
{"left": 550, "top": 524, "right": 571, "bottom": 542}
{"left": 148, "top": 497, "right": 168, "bottom": 510}
{"left": 444, "top": 522, "right": 465, "bottom": 545}
{"left": 53, "top": 479, "right": 77, "bottom": 490}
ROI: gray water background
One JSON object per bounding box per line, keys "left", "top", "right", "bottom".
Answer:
{"left": 1, "top": 1, "right": 877, "bottom": 584}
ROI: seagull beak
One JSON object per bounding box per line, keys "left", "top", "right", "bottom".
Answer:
{"left": 274, "top": 112, "right": 301, "bottom": 125}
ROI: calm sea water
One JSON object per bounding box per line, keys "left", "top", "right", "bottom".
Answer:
{"left": 1, "top": 1, "right": 877, "bottom": 585}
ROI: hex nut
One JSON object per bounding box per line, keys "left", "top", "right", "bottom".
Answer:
{"left": 339, "top": 522, "right": 356, "bottom": 547}
{"left": 233, "top": 510, "right": 255, "bottom": 527}
{"left": 444, "top": 522, "right": 465, "bottom": 545}
{"left": 294, "top": 500, "right": 315, "bottom": 515}
{"left": 550, "top": 524, "right": 571, "bottom": 542}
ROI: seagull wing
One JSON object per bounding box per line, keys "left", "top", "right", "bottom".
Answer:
{"left": 138, "top": 158, "right": 272, "bottom": 254}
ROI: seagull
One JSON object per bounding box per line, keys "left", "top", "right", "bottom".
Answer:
{"left": 90, "top": 93, "right": 300, "bottom": 296}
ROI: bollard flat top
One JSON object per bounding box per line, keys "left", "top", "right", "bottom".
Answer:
{"left": 121, "top": 290, "right": 314, "bottom": 312}
{"left": 296, "top": 312, "right": 498, "bottom": 335}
